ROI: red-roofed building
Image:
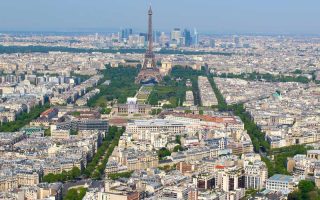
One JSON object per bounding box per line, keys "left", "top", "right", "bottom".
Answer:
{"left": 40, "top": 108, "right": 58, "bottom": 120}
{"left": 216, "top": 165, "right": 225, "bottom": 169}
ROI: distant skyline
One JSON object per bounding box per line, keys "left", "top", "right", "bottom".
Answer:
{"left": 0, "top": 0, "right": 320, "bottom": 35}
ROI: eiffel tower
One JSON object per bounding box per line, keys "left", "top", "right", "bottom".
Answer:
{"left": 135, "top": 5, "right": 162, "bottom": 85}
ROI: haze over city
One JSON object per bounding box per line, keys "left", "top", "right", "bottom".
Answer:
{"left": 0, "top": 0, "right": 320, "bottom": 34}
{"left": 0, "top": 1, "right": 320, "bottom": 200}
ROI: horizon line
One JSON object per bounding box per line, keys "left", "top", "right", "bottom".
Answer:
{"left": 1, "top": 29, "right": 320, "bottom": 37}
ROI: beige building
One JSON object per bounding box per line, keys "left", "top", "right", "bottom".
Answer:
{"left": 17, "top": 172, "right": 40, "bottom": 187}
{"left": 244, "top": 161, "right": 268, "bottom": 190}
{"left": 198, "top": 76, "right": 218, "bottom": 107}
{"left": 0, "top": 172, "right": 39, "bottom": 192}
{"left": 184, "top": 91, "right": 194, "bottom": 107}
{"left": 50, "top": 129, "right": 70, "bottom": 140}
{"left": 126, "top": 119, "right": 187, "bottom": 135}
{"left": 160, "top": 61, "right": 172, "bottom": 75}
{"left": 0, "top": 110, "right": 16, "bottom": 122}
{"left": 109, "top": 147, "right": 159, "bottom": 171}
{"left": 114, "top": 97, "right": 151, "bottom": 116}
{"left": 0, "top": 176, "right": 18, "bottom": 192}
{"left": 102, "top": 179, "right": 140, "bottom": 200}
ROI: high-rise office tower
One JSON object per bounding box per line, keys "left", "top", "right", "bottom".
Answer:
{"left": 139, "top": 33, "right": 148, "bottom": 42}
{"left": 171, "top": 28, "right": 181, "bottom": 44}
{"left": 183, "top": 29, "right": 192, "bottom": 47}
{"left": 154, "top": 30, "right": 160, "bottom": 43}
{"left": 159, "top": 32, "right": 169, "bottom": 47}
{"left": 121, "top": 29, "right": 126, "bottom": 39}
{"left": 234, "top": 35, "right": 241, "bottom": 48}
{"left": 193, "top": 28, "right": 199, "bottom": 46}
{"left": 210, "top": 39, "right": 216, "bottom": 48}
{"left": 121, "top": 28, "right": 133, "bottom": 40}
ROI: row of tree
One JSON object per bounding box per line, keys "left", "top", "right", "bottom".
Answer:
{"left": 214, "top": 72, "right": 310, "bottom": 84}
{"left": 208, "top": 77, "right": 315, "bottom": 178}
{"left": 0, "top": 103, "right": 50, "bottom": 132}
{"left": 148, "top": 66, "right": 207, "bottom": 107}
{"left": 170, "top": 66, "right": 207, "bottom": 106}
{"left": 88, "top": 126, "right": 125, "bottom": 180}
{"left": 107, "top": 171, "right": 134, "bottom": 180}
{"left": 42, "top": 167, "right": 81, "bottom": 183}
{"left": 207, "top": 77, "right": 228, "bottom": 111}
{"left": 231, "top": 104, "right": 270, "bottom": 153}
{"left": 0, "top": 45, "right": 233, "bottom": 56}
{"left": 208, "top": 77, "right": 270, "bottom": 152}
{"left": 42, "top": 126, "right": 125, "bottom": 183}
{"left": 263, "top": 145, "right": 310, "bottom": 177}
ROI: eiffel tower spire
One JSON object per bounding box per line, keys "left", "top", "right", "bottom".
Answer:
{"left": 147, "top": 5, "right": 153, "bottom": 54}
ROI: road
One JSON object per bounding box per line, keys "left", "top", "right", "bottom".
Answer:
{"left": 62, "top": 179, "right": 92, "bottom": 196}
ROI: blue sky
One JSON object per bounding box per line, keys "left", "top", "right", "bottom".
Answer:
{"left": 0, "top": 0, "right": 319, "bottom": 34}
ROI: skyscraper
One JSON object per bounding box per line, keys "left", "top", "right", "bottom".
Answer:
{"left": 193, "top": 28, "right": 199, "bottom": 47}
{"left": 121, "top": 28, "right": 133, "bottom": 40}
{"left": 183, "top": 29, "right": 192, "bottom": 47}
{"left": 154, "top": 30, "right": 161, "bottom": 43}
{"left": 139, "top": 33, "right": 148, "bottom": 42}
{"left": 234, "top": 35, "right": 241, "bottom": 48}
{"left": 159, "top": 32, "right": 169, "bottom": 47}
{"left": 210, "top": 39, "right": 216, "bottom": 48}
{"left": 171, "top": 28, "right": 181, "bottom": 44}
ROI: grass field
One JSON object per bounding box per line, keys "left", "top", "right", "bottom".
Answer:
{"left": 136, "top": 85, "right": 154, "bottom": 103}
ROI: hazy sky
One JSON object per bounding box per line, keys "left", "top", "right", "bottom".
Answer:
{"left": 0, "top": 0, "right": 320, "bottom": 34}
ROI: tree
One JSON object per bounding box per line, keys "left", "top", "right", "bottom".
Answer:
{"left": 0, "top": 103, "right": 50, "bottom": 132}
{"left": 162, "top": 104, "right": 175, "bottom": 109}
{"left": 173, "top": 145, "right": 183, "bottom": 152}
{"left": 157, "top": 147, "right": 171, "bottom": 160}
{"left": 307, "top": 191, "right": 320, "bottom": 200}
{"left": 44, "top": 128, "right": 51, "bottom": 136}
{"left": 108, "top": 171, "right": 133, "bottom": 180}
{"left": 100, "top": 107, "right": 111, "bottom": 114}
{"left": 64, "top": 189, "right": 78, "bottom": 200}
{"left": 70, "top": 167, "right": 81, "bottom": 179}
{"left": 288, "top": 191, "right": 302, "bottom": 200}
{"left": 298, "top": 180, "right": 315, "bottom": 193}
{"left": 70, "top": 129, "right": 78, "bottom": 135}
{"left": 42, "top": 173, "right": 57, "bottom": 183}
{"left": 175, "top": 135, "right": 181, "bottom": 145}
{"left": 61, "top": 170, "right": 68, "bottom": 181}
{"left": 163, "top": 75, "right": 171, "bottom": 83}
{"left": 151, "top": 109, "right": 162, "bottom": 115}
{"left": 288, "top": 180, "right": 320, "bottom": 200}
{"left": 64, "top": 187, "right": 87, "bottom": 200}
{"left": 91, "top": 170, "right": 101, "bottom": 180}
{"left": 85, "top": 126, "right": 125, "bottom": 179}
{"left": 71, "top": 111, "right": 81, "bottom": 116}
